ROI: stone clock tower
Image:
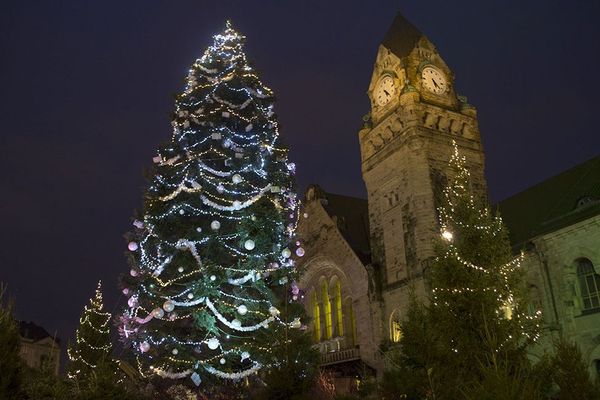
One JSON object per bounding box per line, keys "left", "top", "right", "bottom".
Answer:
{"left": 359, "top": 13, "right": 487, "bottom": 319}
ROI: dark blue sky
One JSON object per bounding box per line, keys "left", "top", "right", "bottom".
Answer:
{"left": 1, "top": 0, "right": 599, "bottom": 354}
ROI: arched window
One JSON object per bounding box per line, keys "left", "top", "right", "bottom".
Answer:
{"left": 321, "top": 281, "right": 333, "bottom": 339}
{"left": 577, "top": 258, "right": 600, "bottom": 312}
{"left": 311, "top": 290, "right": 321, "bottom": 343}
{"left": 390, "top": 310, "right": 402, "bottom": 343}
{"left": 527, "top": 285, "right": 542, "bottom": 316}
{"left": 344, "top": 297, "right": 356, "bottom": 346}
{"left": 334, "top": 280, "right": 344, "bottom": 337}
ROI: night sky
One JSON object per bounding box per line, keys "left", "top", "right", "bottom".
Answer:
{"left": 1, "top": 1, "right": 599, "bottom": 356}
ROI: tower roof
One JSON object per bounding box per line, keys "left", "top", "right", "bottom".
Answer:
{"left": 381, "top": 12, "right": 423, "bottom": 59}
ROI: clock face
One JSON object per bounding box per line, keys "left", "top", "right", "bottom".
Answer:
{"left": 421, "top": 66, "right": 447, "bottom": 94}
{"left": 374, "top": 75, "right": 397, "bottom": 106}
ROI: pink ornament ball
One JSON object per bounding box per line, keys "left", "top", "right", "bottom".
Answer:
{"left": 295, "top": 247, "right": 305, "bottom": 257}
{"left": 130, "top": 269, "right": 139, "bottom": 277}
{"left": 127, "top": 296, "right": 138, "bottom": 308}
{"left": 133, "top": 220, "right": 144, "bottom": 229}
{"left": 122, "top": 288, "right": 130, "bottom": 295}
{"left": 128, "top": 241, "right": 138, "bottom": 251}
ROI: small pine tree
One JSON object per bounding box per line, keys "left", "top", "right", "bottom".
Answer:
{"left": 67, "top": 281, "right": 114, "bottom": 386}
{"left": 547, "top": 336, "right": 600, "bottom": 400}
{"left": 388, "top": 144, "right": 541, "bottom": 398}
{"left": 254, "top": 295, "right": 320, "bottom": 400}
{"left": 0, "top": 284, "right": 25, "bottom": 400}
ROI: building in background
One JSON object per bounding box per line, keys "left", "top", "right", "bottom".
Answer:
{"left": 296, "top": 11, "right": 600, "bottom": 388}
{"left": 19, "top": 321, "right": 61, "bottom": 375}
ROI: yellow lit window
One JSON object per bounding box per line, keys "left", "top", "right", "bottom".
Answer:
{"left": 334, "top": 281, "right": 344, "bottom": 337}
{"left": 347, "top": 298, "right": 356, "bottom": 346}
{"left": 391, "top": 319, "right": 402, "bottom": 343}
{"left": 322, "top": 281, "right": 332, "bottom": 340}
{"left": 312, "top": 291, "right": 321, "bottom": 343}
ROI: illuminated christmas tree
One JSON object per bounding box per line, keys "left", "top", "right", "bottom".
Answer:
{"left": 389, "top": 143, "right": 541, "bottom": 399}
{"left": 431, "top": 143, "right": 540, "bottom": 353}
{"left": 119, "top": 22, "right": 303, "bottom": 388}
{"left": 67, "top": 281, "right": 113, "bottom": 383}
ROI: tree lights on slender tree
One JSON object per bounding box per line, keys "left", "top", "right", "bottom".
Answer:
{"left": 119, "top": 22, "right": 303, "bottom": 387}
{"left": 67, "top": 281, "right": 113, "bottom": 382}
{"left": 431, "top": 143, "right": 540, "bottom": 356}
{"left": 391, "top": 143, "right": 541, "bottom": 398}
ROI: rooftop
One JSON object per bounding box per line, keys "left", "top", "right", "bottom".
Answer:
{"left": 498, "top": 155, "right": 600, "bottom": 247}
{"left": 19, "top": 321, "right": 60, "bottom": 344}
{"left": 381, "top": 12, "right": 423, "bottom": 59}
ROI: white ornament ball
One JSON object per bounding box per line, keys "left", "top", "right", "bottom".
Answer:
{"left": 187, "top": 293, "right": 194, "bottom": 299}
{"left": 217, "top": 184, "right": 225, "bottom": 193}
{"left": 290, "top": 318, "right": 302, "bottom": 329}
{"left": 196, "top": 227, "right": 202, "bottom": 233}
{"left": 241, "top": 351, "right": 250, "bottom": 361}
{"left": 232, "top": 174, "right": 243, "bottom": 184}
{"left": 269, "top": 306, "right": 280, "bottom": 316}
{"left": 139, "top": 341, "right": 150, "bottom": 353}
{"left": 172, "top": 348, "right": 178, "bottom": 355}
{"left": 178, "top": 266, "right": 184, "bottom": 273}
{"left": 233, "top": 200, "right": 241, "bottom": 210}
{"left": 210, "top": 275, "right": 216, "bottom": 281}
{"left": 232, "top": 319, "right": 241, "bottom": 328}
{"left": 207, "top": 337, "right": 220, "bottom": 350}
{"left": 179, "top": 209, "right": 185, "bottom": 215}
{"left": 163, "top": 300, "right": 175, "bottom": 313}
{"left": 211, "top": 220, "right": 221, "bottom": 230}
{"left": 220, "top": 358, "right": 226, "bottom": 365}
{"left": 130, "top": 269, "right": 138, "bottom": 277}
{"left": 237, "top": 305, "right": 248, "bottom": 315}
{"left": 292, "top": 295, "right": 298, "bottom": 301}
{"left": 127, "top": 296, "right": 138, "bottom": 308}
{"left": 128, "top": 241, "right": 138, "bottom": 251}
{"left": 152, "top": 308, "right": 165, "bottom": 319}
{"left": 282, "top": 248, "right": 292, "bottom": 258}
{"left": 303, "top": 213, "right": 308, "bottom": 218}
{"left": 244, "top": 240, "right": 255, "bottom": 251}
{"left": 296, "top": 247, "right": 305, "bottom": 257}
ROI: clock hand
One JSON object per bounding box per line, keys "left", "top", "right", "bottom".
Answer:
{"left": 384, "top": 89, "right": 390, "bottom": 96}
{"left": 432, "top": 79, "right": 439, "bottom": 88}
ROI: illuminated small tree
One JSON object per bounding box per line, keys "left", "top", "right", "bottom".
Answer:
{"left": 67, "top": 281, "right": 113, "bottom": 383}
{"left": 119, "top": 21, "right": 304, "bottom": 389}
{"left": 389, "top": 143, "right": 541, "bottom": 399}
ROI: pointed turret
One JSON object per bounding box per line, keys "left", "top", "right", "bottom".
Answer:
{"left": 381, "top": 12, "right": 423, "bottom": 59}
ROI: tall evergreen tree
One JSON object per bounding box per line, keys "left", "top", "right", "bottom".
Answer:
{"left": 119, "top": 21, "right": 304, "bottom": 389}
{"left": 0, "top": 284, "right": 25, "bottom": 400}
{"left": 67, "top": 281, "right": 113, "bottom": 384}
{"left": 390, "top": 144, "right": 541, "bottom": 399}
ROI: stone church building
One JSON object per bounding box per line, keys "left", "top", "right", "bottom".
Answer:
{"left": 295, "top": 12, "right": 600, "bottom": 384}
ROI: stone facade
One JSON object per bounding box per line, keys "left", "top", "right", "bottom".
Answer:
{"left": 296, "top": 11, "right": 600, "bottom": 382}
{"left": 521, "top": 214, "right": 600, "bottom": 376}
{"left": 19, "top": 321, "right": 61, "bottom": 375}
